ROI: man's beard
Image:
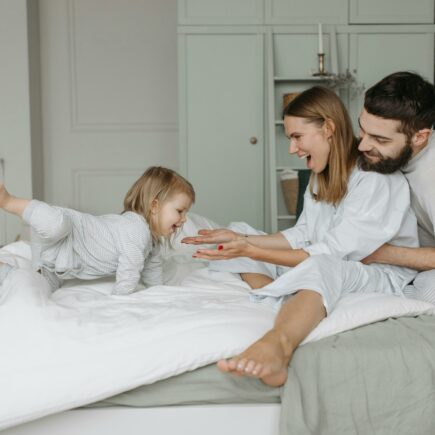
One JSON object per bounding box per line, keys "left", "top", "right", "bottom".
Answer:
{"left": 358, "top": 141, "right": 413, "bottom": 174}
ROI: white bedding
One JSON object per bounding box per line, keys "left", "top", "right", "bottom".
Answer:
{"left": 1, "top": 214, "right": 434, "bottom": 430}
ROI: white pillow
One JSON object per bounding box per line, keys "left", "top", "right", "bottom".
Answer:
{"left": 303, "top": 292, "right": 435, "bottom": 344}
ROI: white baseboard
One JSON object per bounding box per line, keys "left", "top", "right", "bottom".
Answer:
{"left": 2, "top": 404, "right": 281, "bottom": 435}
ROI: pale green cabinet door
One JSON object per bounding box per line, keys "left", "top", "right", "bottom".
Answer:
{"left": 180, "top": 33, "right": 264, "bottom": 228}
{"left": 265, "top": 0, "right": 348, "bottom": 24}
{"left": 178, "top": 0, "right": 264, "bottom": 24}
{"left": 349, "top": 30, "right": 434, "bottom": 126}
{"left": 350, "top": 0, "right": 434, "bottom": 23}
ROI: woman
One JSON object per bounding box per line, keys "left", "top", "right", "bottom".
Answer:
{"left": 182, "top": 87, "right": 418, "bottom": 387}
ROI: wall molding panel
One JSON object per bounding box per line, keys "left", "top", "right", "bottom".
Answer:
{"left": 67, "top": 0, "right": 177, "bottom": 133}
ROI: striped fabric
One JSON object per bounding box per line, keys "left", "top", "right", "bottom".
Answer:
{"left": 21, "top": 200, "right": 161, "bottom": 294}
{"left": 403, "top": 269, "right": 435, "bottom": 305}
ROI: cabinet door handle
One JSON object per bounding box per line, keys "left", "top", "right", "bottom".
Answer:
{"left": 249, "top": 137, "right": 258, "bottom": 145}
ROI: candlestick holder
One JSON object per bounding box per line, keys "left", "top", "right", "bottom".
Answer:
{"left": 312, "top": 53, "right": 328, "bottom": 77}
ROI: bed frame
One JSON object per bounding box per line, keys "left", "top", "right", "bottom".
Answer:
{"left": 2, "top": 404, "right": 281, "bottom": 435}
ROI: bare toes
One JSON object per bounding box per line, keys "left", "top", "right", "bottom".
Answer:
{"left": 227, "top": 358, "right": 239, "bottom": 371}
{"left": 251, "top": 362, "right": 263, "bottom": 377}
{"left": 244, "top": 360, "right": 256, "bottom": 374}
{"left": 236, "top": 358, "right": 248, "bottom": 373}
{"left": 216, "top": 359, "right": 230, "bottom": 373}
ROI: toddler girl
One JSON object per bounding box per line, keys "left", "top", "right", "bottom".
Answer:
{"left": 0, "top": 166, "right": 194, "bottom": 295}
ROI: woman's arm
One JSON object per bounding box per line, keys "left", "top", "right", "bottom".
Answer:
{"left": 193, "top": 238, "right": 309, "bottom": 267}
{"left": 249, "top": 245, "right": 309, "bottom": 267}
{"left": 182, "top": 229, "right": 292, "bottom": 249}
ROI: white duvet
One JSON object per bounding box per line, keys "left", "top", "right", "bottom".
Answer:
{"left": 1, "top": 215, "right": 434, "bottom": 430}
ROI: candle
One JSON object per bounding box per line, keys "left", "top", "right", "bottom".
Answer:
{"left": 330, "top": 26, "right": 338, "bottom": 73}
{"left": 318, "top": 23, "right": 324, "bottom": 54}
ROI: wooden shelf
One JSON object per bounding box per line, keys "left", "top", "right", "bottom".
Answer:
{"left": 276, "top": 166, "right": 304, "bottom": 171}
{"left": 278, "top": 215, "right": 296, "bottom": 219}
{"left": 274, "top": 76, "right": 330, "bottom": 82}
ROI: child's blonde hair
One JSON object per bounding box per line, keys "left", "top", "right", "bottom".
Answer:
{"left": 123, "top": 166, "right": 195, "bottom": 242}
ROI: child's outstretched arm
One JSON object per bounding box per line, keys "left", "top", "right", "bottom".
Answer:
{"left": 0, "top": 184, "right": 30, "bottom": 217}
{"left": 114, "top": 251, "right": 143, "bottom": 295}
{"left": 141, "top": 247, "right": 163, "bottom": 287}
{"left": 114, "top": 224, "right": 164, "bottom": 294}
{"left": 114, "top": 231, "right": 149, "bottom": 295}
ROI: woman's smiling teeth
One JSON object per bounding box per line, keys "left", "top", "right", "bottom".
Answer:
{"left": 298, "top": 153, "right": 311, "bottom": 159}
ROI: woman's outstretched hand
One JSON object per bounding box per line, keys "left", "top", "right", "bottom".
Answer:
{"left": 181, "top": 228, "right": 240, "bottom": 245}
{"left": 192, "top": 238, "right": 254, "bottom": 260}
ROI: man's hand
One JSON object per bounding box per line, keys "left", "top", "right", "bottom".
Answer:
{"left": 362, "top": 244, "right": 435, "bottom": 271}
{"left": 362, "top": 244, "right": 390, "bottom": 265}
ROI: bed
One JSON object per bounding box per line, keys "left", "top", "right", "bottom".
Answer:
{"left": 4, "top": 314, "right": 435, "bottom": 435}
{"left": 90, "top": 314, "right": 435, "bottom": 435}
{"left": 1, "top": 214, "right": 435, "bottom": 435}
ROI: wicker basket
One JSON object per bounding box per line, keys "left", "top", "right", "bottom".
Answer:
{"left": 280, "top": 169, "right": 298, "bottom": 215}
{"left": 282, "top": 92, "right": 300, "bottom": 110}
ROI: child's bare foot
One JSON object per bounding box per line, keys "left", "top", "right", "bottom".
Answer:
{"left": 216, "top": 329, "right": 292, "bottom": 387}
{"left": 0, "top": 185, "right": 29, "bottom": 217}
{"left": 0, "top": 184, "right": 10, "bottom": 208}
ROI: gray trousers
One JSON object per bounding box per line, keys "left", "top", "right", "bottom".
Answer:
{"left": 403, "top": 269, "right": 435, "bottom": 305}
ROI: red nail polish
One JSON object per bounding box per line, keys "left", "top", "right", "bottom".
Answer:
{"left": 218, "top": 245, "right": 223, "bottom": 250}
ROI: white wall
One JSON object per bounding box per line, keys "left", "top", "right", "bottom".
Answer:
{"left": 0, "top": 0, "right": 34, "bottom": 244}
{"left": 0, "top": 0, "right": 179, "bottom": 244}
{"left": 39, "top": 0, "right": 179, "bottom": 214}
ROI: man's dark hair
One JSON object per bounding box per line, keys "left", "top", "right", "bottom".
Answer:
{"left": 364, "top": 71, "right": 435, "bottom": 139}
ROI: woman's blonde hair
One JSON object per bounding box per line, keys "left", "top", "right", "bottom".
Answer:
{"left": 123, "top": 166, "right": 195, "bottom": 241}
{"left": 283, "top": 86, "right": 358, "bottom": 204}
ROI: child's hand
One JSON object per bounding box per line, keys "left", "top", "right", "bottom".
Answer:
{"left": 193, "top": 238, "right": 254, "bottom": 260}
{"left": 181, "top": 228, "right": 239, "bottom": 245}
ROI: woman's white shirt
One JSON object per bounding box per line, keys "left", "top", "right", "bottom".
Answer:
{"left": 282, "top": 167, "right": 418, "bottom": 261}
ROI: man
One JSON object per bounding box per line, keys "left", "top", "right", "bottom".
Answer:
{"left": 360, "top": 71, "right": 435, "bottom": 304}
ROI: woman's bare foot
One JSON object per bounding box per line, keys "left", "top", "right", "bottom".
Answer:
{"left": 216, "top": 329, "right": 292, "bottom": 387}
{"left": 218, "top": 291, "right": 325, "bottom": 387}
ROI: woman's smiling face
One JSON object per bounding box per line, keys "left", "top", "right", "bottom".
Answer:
{"left": 284, "top": 116, "right": 331, "bottom": 174}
